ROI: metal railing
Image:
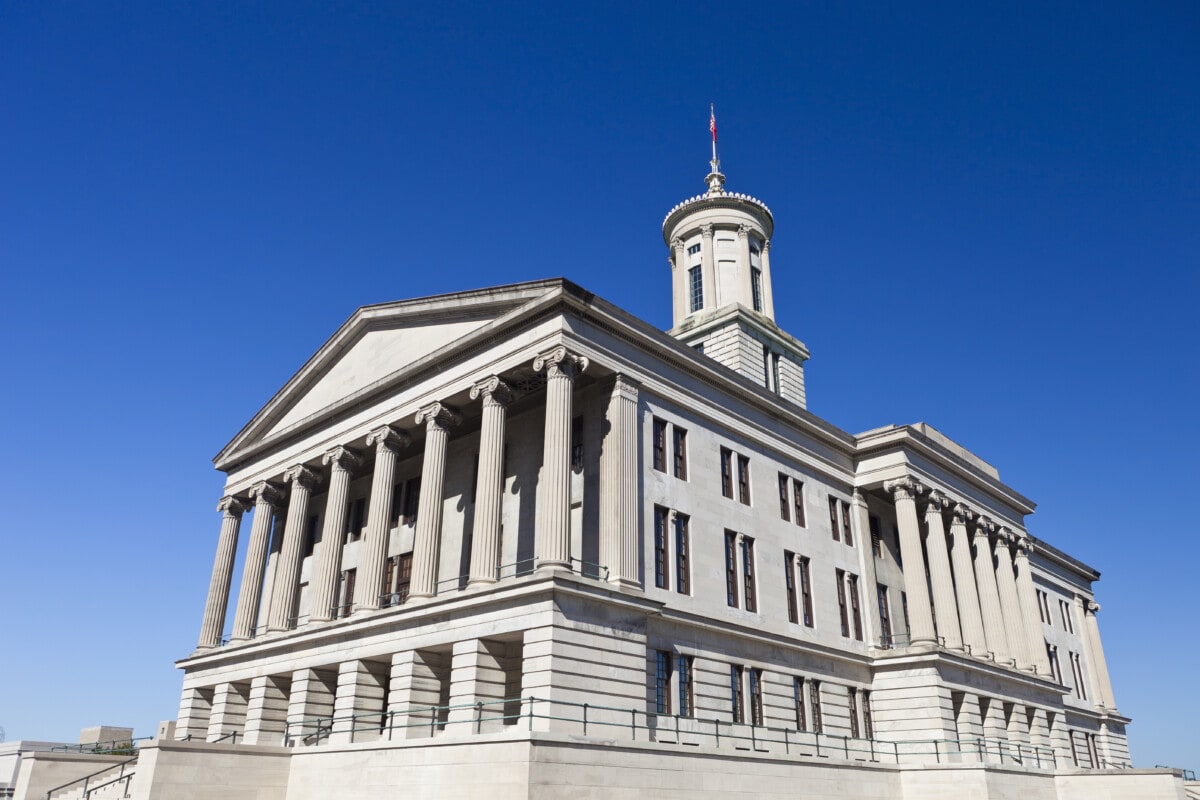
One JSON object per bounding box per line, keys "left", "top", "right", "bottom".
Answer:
{"left": 1155, "top": 765, "right": 1196, "bottom": 780}
{"left": 49, "top": 738, "right": 148, "bottom": 755}
{"left": 45, "top": 756, "right": 137, "bottom": 800}
{"left": 276, "top": 695, "right": 1058, "bottom": 769}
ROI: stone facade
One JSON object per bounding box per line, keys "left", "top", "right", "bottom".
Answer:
{"left": 126, "top": 166, "right": 1185, "bottom": 799}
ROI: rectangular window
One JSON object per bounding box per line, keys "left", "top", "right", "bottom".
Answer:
{"left": 653, "top": 506, "right": 669, "bottom": 590}
{"left": 1047, "top": 643, "right": 1063, "bottom": 684}
{"left": 869, "top": 514, "right": 882, "bottom": 558}
{"left": 836, "top": 568, "right": 849, "bottom": 637}
{"left": 741, "top": 536, "right": 757, "bottom": 612}
{"left": 1036, "top": 589, "right": 1049, "bottom": 624}
{"left": 1086, "top": 734, "right": 1100, "bottom": 769}
{"left": 1060, "top": 600, "right": 1075, "bottom": 633}
{"left": 402, "top": 477, "right": 420, "bottom": 526}
{"left": 336, "top": 568, "right": 356, "bottom": 618}
{"left": 793, "top": 677, "right": 807, "bottom": 731}
{"left": 737, "top": 455, "right": 751, "bottom": 505}
{"left": 829, "top": 496, "right": 840, "bottom": 541}
{"left": 675, "top": 513, "right": 691, "bottom": 595}
{"left": 1072, "top": 652, "right": 1088, "bottom": 700}
{"left": 391, "top": 481, "right": 405, "bottom": 526}
{"left": 901, "top": 591, "right": 910, "bottom": 632}
{"left": 346, "top": 497, "right": 367, "bottom": 542}
{"left": 792, "top": 479, "right": 806, "bottom": 526}
{"left": 848, "top": 687, "right": 860, "bottom": 738}
{"left": 720, "top": 447, "right": 733, "bottom": 498}
{"left": 303, "top": 513, "right": 320, "bottom": 558}
{"left": 798, "top": 556, "right": 814, "bottom": 627}
{"left": 678, "top": 655, "right": 694, "bottom": 717}
{"left": 841, "top": 502, "right": 854, "bottom": 547}
{"left": 809, "top": 680, "right": 823, "bottom": 733}
{"left": 893, "top": 525, "right": 902, "bottom": 565}
{"left": 383, "top": 552, "right": 413, "bottom": 605}
{"left": 778, "top": 473, "right": 791, "bottom": 521}
{"left": 673, "top": 426, "right": 688, "bottom": 480}
{"left": 862, "top": 691, "right": 874, "bottom": 739}
{"left": 751, "top": 267, "right": 763, "bottom": 312}
{"left": 724, "top": 530, "right": 739, "bottom": 608}
{"left": 848, "top": 574, "right": 863, "bottom": 641}
{"left": 687, "top": 242, "right": 701, "bottom": 256}
{"left": 749, "top": 668, "right": 764, "bottom": 726}
{"left": 655, "top": 650, "right": 672, "bottom": 715}
{"left": 730, "top": 665, "right": 745, "bottom": 723}
{"left": 571, "top": 417, "right": 583, "bottom": 473}
{"left": 877, "top": 584, "right": 893, "bottom": 644}
{"left": 689, "top": 266, "right": 704, "bottom": 312}
{"left": 652, "top": 418, "right": 667, "bottom": 472}
{"left": 784, "top": 551, "right": 799, "bottom": 624}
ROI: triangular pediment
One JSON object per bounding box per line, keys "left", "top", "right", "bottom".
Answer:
{"left": 216, "top": 280, "right": 566, "bottom": 468}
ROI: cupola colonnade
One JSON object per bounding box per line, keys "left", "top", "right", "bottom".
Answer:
{"left": 196, "top": 345, "right": 640, "bottom": 649}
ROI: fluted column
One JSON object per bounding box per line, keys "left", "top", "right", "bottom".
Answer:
{"left": 1079, "top": 597, "right": 1116, "bottom": 709}
{"left": 309, "top": 446, "right": 360, "bottom": 621}
{"left": 469, "top": 378, "right": 512, "bottom": 586}
{"left": 267, "top": 465, "right": 319, "bottom": 632}
{"left": 534, "top": 346, "right": 588, "bottom": 572}
{"left": 600, "top": 374, "right": 640, "bottom": 588}
{"left": 354, "top": 426, "right": 410, "bottom": 611}
{"left": 885, "top": 477, "right": 936, "bottom": 648}
{"left": 994, "top": 529, "right": 1033, "bottom": 670}
{"left": 670, "top": 237, "right": 687, "bottom": 319}
{"left": 851, "top": 490, "right": 880, "bottom": 646}
{"left": 409, "top": 403, "right": 460, "bottom": 598}
{"left": 923, "top": 492, "right": 963, "bottom": 651}
{"left": 1013, "top": 538, "right": 1052, "bottom": 676}
{"left": 972, "top": 517, "right": 1011, "bottom": 664}
{"left": 948, "top": 504, "right": 988, "bottom": 655}
{"left": 699, "top": 224, "right": 716, "bottom": 310}
{"left": 760, "top": 239, "right": 775, "bottom": 317}
{"left": 231, "top": 482, "right": 283, "bottom": 640}
{"left": 737, "top": 225, "right": 754, "bottom": 308}
{"left": 198, "top": 496, "right": 246, "bottom": 648}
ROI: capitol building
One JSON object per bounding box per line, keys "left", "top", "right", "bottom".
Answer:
{"left": 14, "top": 150, "right": 1190, "bottom": 800}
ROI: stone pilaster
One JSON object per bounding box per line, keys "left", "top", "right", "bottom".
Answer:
{"left": 760, "top": 239, "right": 775, "bottom": 317}
{"left": 355, "top": 426, "right": 410, "bottom": 610}
{"left": 267, "top": 465, "right": 319, "bottom": 632}
{"left": 533, "top": 346, "right": 588, "bottom": 572}
{"left": 1078, "top": 596, "right": 1116, "bottom": 709}
{"left": 851, "top": 490, "right": 880, "bottom": 646}
{"left": 243, "top": 674, "right": 291, "bottom": 745}
{"left": 923, "top": 491, "right": 963, "bottom": 651}
{"left": 469, "top": 378, "right": 512, "bottom": 586}
{"left": 1013, "top": 538, "right": 1053, "bottom": 676}
{"left": 207, "top": 681, "right": 249, "bottom": 742}
{"left": 994, "top": 528, "right": 1033, "bottom": 671}
{"left": 198, "top": 496, "right": 246, "bottom": 648}
{"left": 231, "top": 482, "right": 283, "bottom": 641}
{"left": 600, "top": 374, "right": 640, "bottom": 588}
{"left": 885, "top": 477, "right": 937, "bottom": 648}
{"left": 446, "top": 639, "right": 509, "bottom": 734}
{"left": 949, "top": 504, "right": 988, "bottom": 656}
{"left": 409, "top": 403, "right": 461, "bottom": 598}
{"left": 699, "top": 224, "right": 716, "bottom": 310}
{"left": 309, "top": 446, "right": 360, "bottom": 622}
{"left": 330, "top": 660, "right": 389, "bottom": 744}
{"left": 972, "top": 517, "right": 1012, "bottom": 665}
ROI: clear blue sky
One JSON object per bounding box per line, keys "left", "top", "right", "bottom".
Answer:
{"left": 1, "top": 1, "right": 1196, "bottom": 769}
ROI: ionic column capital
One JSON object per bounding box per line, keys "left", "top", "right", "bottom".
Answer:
{"left": 885, "top": 476, "right": 925, "bottom": 501}
{"left": 762, "top": 239, "right": 771, "bottom": 253}
{"left": 415, "top": 402, "right": 462, "bottom": 432}
{"left": 851, "top": 488, "right": 868, "bottom": 507}
{"left": 973, "top": 516, "right": 996, "bottom": 538}
{"left": 283, "top": 464, "right": 319, "bottom": 490}
{"left": 248, "top": 481, "right": 284, "bottom": 506}
{"left": 533, "top": 346, "right": 589, "bottom": 381}
{"left": 737, "top": 224, "right": 750, "bottom": 240}
{"left": 469, "top": 376, "right": 513, "bottom": 407}
{"left": 1087, "top": 600, "right": 1101, "bottom": 614}
{"left": 951, "top": 503, "right": 974, "bottom": 525}
{"left": 1014, "top": 536, "right": 1035, "bottom": 556}
{"left": 699, "top": 223, "right": 714, "bottom": 238}
{"left": 217, "top": 496, "right": 247, "bottom": 517}
{"left": 925, "top": 490, "right": 949, "bottom": 514}
{"left": 366, "top": 424, "right": 411, "bottom": 453}
{"left": 670, "top": 237, "right": 685, "bottom": 252}
{"left": 322, "top": 445, "right": 361, "bottom": 472}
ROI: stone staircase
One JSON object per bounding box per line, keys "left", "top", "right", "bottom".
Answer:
{"left": 47, "top": 757, "right": 136, "bottom": 800}
{"left": 1183, "top": 780, "right": 1200, "bottom": 800}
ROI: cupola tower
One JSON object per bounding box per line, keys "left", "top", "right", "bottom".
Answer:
{"left": 663, "top": 120, "right": 810, "bottom": 407}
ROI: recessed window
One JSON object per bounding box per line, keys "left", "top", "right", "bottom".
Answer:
{"left": 877, "top": 583, "right": 892, "bottom": 645}
{"left": 678, "top": 655, "right": 694, "bottom": 717}
{"left": 848, "top": 687, "right": 860, "bottom": 738}
{"left": 778, "top": 474, "right": 808, "bottom": 525}
{"left": 869, "top": 515, "right": 882, "bottom": 558}
{"left": 345, "top": 497, "right": 367, "bottom": 543}
{"left": 652, "top": 418, "right": 667, "bottom": 472}
{"left": 829, "top": 497, "right": 840, "bottom": 542}
{"left": 673, "top": 426, "right": 688, "bottom": 480}
{"left": 688, "top": 266, "right": 703, "bottom": 312}
{"left": 720, "top": 447, "right": 733, "bottom": 498}
{"left": 836, "top": 568, "right": 850, "bottom": 637}
{"left": 655, "top": 651, "right": 672, "bottom": 715}
{"left": 793, "top": 677, "right": 807, "bottom": 731}
{"left": 724, "top": 530, "right": 739, "bottom": 608}
{"left": 741, "top": 536, "right": 757, "bottom": 612}
{"left": 737, "top": 455, "right": 751, "bottom": 505}
{"left": 751, "top": 267, "right": 763, "bottom": 312}
{"left": 784, "top": 550, "right": 799, "bottom": 624}
{"left": 841, "top": 502, "right": 854, "bottom": 547}
{"left": 797, "top": 555, "right": 814, "bottom": 627}
{"left": 848, "top": 573, "right": 863, "bottom": 641}
{"left": 730, "top": 665, "right": 745, "bottom": 723}
{"left": 809, "top": 680, "right": 823, "bottom": 733}
{"left": 749, "top": 668, "right": 764, "bottom": 726}
{"left": 653, "top": 506, "right": 670, "bottom": 590}
{"left": 674, "top": 513, "right": 691, "bottom": 595}
{"left": 687, "top": 243, "right": 701, "bottom": 257}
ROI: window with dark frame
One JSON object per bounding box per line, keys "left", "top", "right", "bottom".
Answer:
{"left": 841, "top": 501, "right": 854, "bottom": 547}
{"left": 652, "top": 418, "right": 667, "bottom": 472}
{"left": 673, "top": 426, "right": 688, "bottom": 480}
{"left": 678, "top": 655, "right": 694, "bottom": 717}
{"left": 809, "top": 680, "right": 823, "bottom": 733}
{"left": 654, "top": 650, "right": 672, "bottom": 715}
{"left": 784, "top": 550, "right": 799, "bottom": 624}
{"left": 687, "top": 243, "right": 701, "bottom": 256}
{"left": 778, "top": 473, "right": 791, "bottom": 521}
{"left": 848, "top": 573, "right": 863, "bottom": 641}
{"left": 303, "top": 513, "right": 320, "bottom": 558}
{"left": 741, "top": 536, "right": 757, "bottom": 612}
{"left": 836, "top": 568, "right": 849, "bottom": 637}
{"left": 346, "top": 497, "right": 367, "bottom": 542}
{"left": 383, "top": 552, "right": 412, "bottom": 605}
{"left": 689, "top": 265, "right": 704, "bottom": 312}
{"left": 869, "top": 514, "right": 882, "bottom": 558}
{"left": 653, "top": 506, "right": 670, "bottom": 590}
{"left": 720, "top": 447, "right": 733, "bottom": 498}
{"left": 724, "top": 530, "right": 739, "bottom": 608}
{"left": 402, "top": 476, "right": 421, "bottom": 526}
{"left": 862, "top": 690, "right": 874, "bottom": 739}
{"left": 877, "top": 583, "right": 892, "bottom": 644}
{"left": 749, "top": 668, "right": 764, "bottom": 725}
{"left": 848, "top": 687, "right": 860, "bottom": 738}
{"left": 792, "top": 479, "right": 806, "bottom": 526}
{"left": 674, "top": 513, "right": 690, "bottom": 595}
{"left": 793, "top": 677, "right": 807, "bottom": 731}
{"left": 751, "top": 267, "right": 763, "bottom": 312}
{"left": 798, "top": 556, "right": 814, "bottom": 627}
{"left": 737, "top": 455, "right": 751, "bottom": 505}
{"left": 570, "top": 417, "right": 583, "bottom": 473}
{"left": 901, "top": 591, "right": 910, "bottom": 632}
{"left": 730, "top": 665, "right": 745, "bottom": 723}
{"left": 336, "top": 568, "right": 356, "bottom": 618}
{"left": 829, "top": 496, "right": 840, "bottom": 541}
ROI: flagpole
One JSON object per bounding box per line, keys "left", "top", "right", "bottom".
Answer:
{"left": 710, "top": 103, "right": 718, "bottom": 165}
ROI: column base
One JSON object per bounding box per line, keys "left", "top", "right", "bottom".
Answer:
{"left": 908, "top": 638, "right": 939, "bottom": 653}
{"left": 536, "top": 560, "right": 571, "bottom": 574}
{"left": 467, "top": 577, "right": 498, "bottom": 588}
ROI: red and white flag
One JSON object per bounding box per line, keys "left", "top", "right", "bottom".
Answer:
{"left": 709, "top": 106, "right": 717, "bottom": 142}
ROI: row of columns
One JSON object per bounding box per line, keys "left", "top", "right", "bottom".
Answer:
{"left": 197, "top": 346, "right": 640, "bottom": 648}
{"left": 885, "top": 477, "right": 1052, "bottom": 677}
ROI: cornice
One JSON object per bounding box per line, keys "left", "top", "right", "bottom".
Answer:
{"left": 662, "top": 192, "right": 775, "bottom": 241}
{"left": 1027, "top": 533, "right": 1101, "bottom": 583}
